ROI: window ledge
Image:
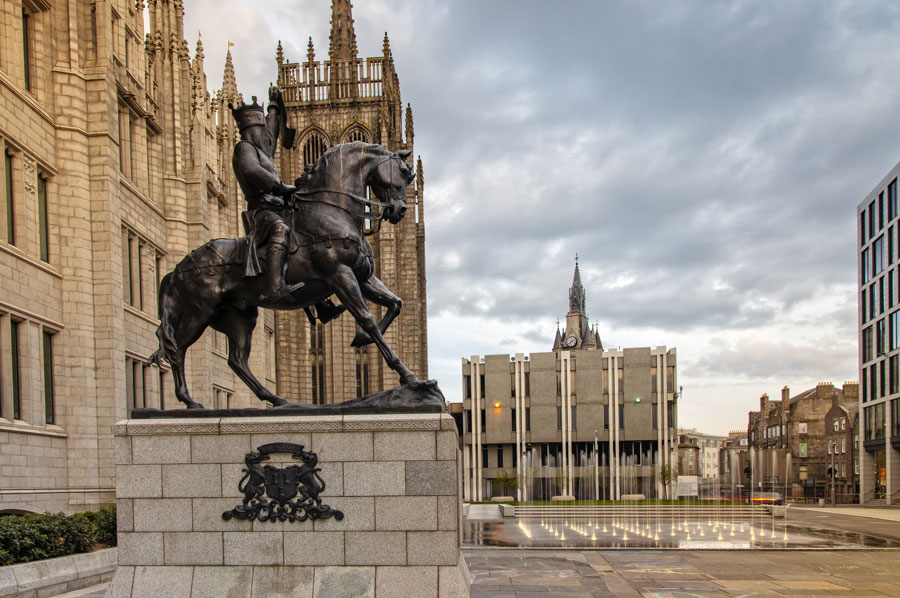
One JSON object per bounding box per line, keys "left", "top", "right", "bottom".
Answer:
{"left": 0, "top": 242, "right": 61, "bottom": 279}
{"left": 0, "top": 420, "right": 67, "bottom": 438}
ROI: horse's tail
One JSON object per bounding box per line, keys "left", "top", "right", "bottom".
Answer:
{"left": 149, "top": 272, "right": 180, "bottom": 367}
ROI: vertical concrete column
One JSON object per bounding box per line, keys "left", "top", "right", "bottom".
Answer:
{"left": 612, "top": 354, "right": 620, "bottom": 500}
{"left": 606, "top": 354, "right": 613, "bottom": 500}
{"left": 514, "top": 353, "right": 525, "bottom": 502}
{"left": 860, "top": 444, "right": 875, "bottom": 503}
{"left": 887, "top": 403, "right": 896, "bottom": 505}
{"left": 472, "top": 358, "right": 482, "bottom": 501}
{"left": 656, "top": 353, "right": 663, "bottom": 499}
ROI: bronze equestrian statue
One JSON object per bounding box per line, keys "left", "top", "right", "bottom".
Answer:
{"left": 149, "top": 90, "right": 416, "bottom": 409}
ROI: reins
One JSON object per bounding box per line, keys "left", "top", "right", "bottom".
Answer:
{"left": 291, "top": 154, "right": 406, "bottom": 237}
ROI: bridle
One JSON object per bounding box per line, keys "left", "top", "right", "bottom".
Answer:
{"left": 292, "top": 154, "right": 410, "bottom": 236}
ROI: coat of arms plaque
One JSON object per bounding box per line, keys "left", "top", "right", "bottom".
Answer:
{"left": 222, "top": 442, "right": 344, "bottom": 523}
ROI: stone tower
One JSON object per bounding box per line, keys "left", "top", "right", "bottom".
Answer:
{"left": 272, "top": 1, "right": 428, "bottom": 404}
{"left": 553, "top": 258, "right": 602, "bottom": 351}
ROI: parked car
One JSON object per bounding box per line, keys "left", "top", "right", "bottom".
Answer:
{"left": 749, "top": 492, "right": 783, "bottom": 505}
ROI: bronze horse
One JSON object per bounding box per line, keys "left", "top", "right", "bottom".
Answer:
{"left": 149, "top": 142, "right": 416, "bottom": 408}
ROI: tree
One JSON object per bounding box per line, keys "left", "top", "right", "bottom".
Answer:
{"left": 659, "top": 463, "right": 676, "bottom": 499}
{"left": 492, "top": 469, "right": 518, "bottom": 497}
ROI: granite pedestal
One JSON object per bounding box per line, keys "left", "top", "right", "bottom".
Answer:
{"left": 111, "top": 412, "right": 469, "bottom": 597}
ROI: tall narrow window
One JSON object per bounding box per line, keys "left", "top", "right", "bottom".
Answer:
{"left": 42, "top": 330, "right": 54, "bottom": 423}
{"left": 480, "top": 409, "right": 485, "bottom": 433}
{"left": 524, "top": 372, "right": 530, "bottom": 396}
{"left": 11, "top": 320, "right": 21, "bottom": 420}
{"left": 525, "top": 407, "right": 530, "bottom": 431}
{"left": 5, "top": 149, "right": 14, "bottom": 244}
{"left": 497, "top": 446, "right": 503, "bottom": 469}
{"left": 511, "top": 407, "right": 516, "bottom": 431}
{"left": 479, "top": 374, "right": 485, "bottom": 398}
{"left": 619, "top": 404, "right": 625, "bottom": 429}
{"left": 604, "top": 403, "right": 609, "bottom": 430}
{"left": 37, "top": 174, "right": 48, "bottom": 262}
{"left": 22, "top": 10, "right": 32, "bottom": 92}
{"left": 890, "top": 179, "right": 898, "bottom": 222}
{"left": 557, "top": 406, "right": 562, "bottom": 430}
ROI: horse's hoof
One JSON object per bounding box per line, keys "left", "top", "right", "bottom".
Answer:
{"left": 269, "top": 397, "right": 291, "bottom": 407}
{"left": 350, "top": 330, "right": 373, "bottom": 347}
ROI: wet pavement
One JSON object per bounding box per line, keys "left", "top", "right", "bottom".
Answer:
{"left": 465, "top": 548, "right": 900, "bottom": 597}
{"left": 465, "top": 516, "right": 900, "bottom": 549}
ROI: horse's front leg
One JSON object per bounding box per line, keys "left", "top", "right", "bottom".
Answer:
{"left": 350, "top": 274, "right": 402, "bottom": 348}
{"left": 329, "top": 265, "right": 417, "bottom": 385}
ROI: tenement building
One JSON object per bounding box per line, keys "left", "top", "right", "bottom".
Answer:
{"left": 747, "top": 383, "right": 858, "bottom": 500}
{"left": 459, "top": 261, "right": 678, "bottom": 501}
{"left": 271, "top": 0, "right": 427, "bottom": 404}
{"left": 0, "top": 0, "right": 424, "bottom": 514}
{"left": 676, "top": 428, "right": 724, "bottom": 482}
{"left": 858, "top": 163, "right": 900, "bottom": 504}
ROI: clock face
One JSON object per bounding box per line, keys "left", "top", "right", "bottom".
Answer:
{"left": 566, "top": 337, "right": 577, "bottom": 347}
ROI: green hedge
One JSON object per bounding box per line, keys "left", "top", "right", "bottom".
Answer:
{"left": 0, "top": 507, "right": 116, "bottom": 567}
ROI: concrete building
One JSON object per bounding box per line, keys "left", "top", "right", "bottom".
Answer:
{"left": 459, "top": 261, "right": 678, "bottom": 501}
{"left": 0, "top": 0, "right": 424, "bottom": 514}
{"left": 858, "top": 163, "right": 900, "bottom": 504}
{"left": 677, "top": 428, "right": 724, "bottom": 481}
{"left": 270, "top": 0, "right": 428, "bottom": 404}
{"left": 747, "top": 383, "right": 858, "bottom": 500}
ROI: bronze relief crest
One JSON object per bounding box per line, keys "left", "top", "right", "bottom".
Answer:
{"left": 222, "top": 442, "right": 344, "bottom": 523}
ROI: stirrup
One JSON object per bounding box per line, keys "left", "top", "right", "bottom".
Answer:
{"left": 260, "top": 281, "right": 305, "bottom": 302}
{"left": 316, "top": 302, "right": 346, "bottom": 324}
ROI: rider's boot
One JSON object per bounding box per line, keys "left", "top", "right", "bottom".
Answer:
{"left": 315, "top": 299, "right": 346, "bottom": 324}
{"left": 259, "top": 241, "right": 303, "bottom": 302}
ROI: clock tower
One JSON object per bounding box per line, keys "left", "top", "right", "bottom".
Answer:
{"left": 553, "top": 258, "right": 603, "bottom": 351}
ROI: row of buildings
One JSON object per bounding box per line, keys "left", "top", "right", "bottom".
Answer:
{"left": 0, "top": 0, "right": 427, "bottom": 514}
{"left": 719, "top": 382, "right": 860, "bottom": 501}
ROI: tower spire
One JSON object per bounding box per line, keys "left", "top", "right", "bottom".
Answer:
{"left": 276, "top": 40, "right": 284, "bottom": 65}
{"left": 329, "top": 0, "right": 358, "bottom": 62}
{"left": 222, "top": 46, "right": 238, "bottom": 104}
{"left": 569, "top": 256, "right": 585, "bottom": 314}
{"left": 307, "top": 37, "right": 316, "bottom": 63}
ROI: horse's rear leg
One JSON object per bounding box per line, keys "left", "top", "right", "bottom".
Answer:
{"left": 217, "top": 306, "right": 290, "bottom": 407}
{"left": 330, "top": 265, "right": 417, "bottom": 385}
{"left": 350, "top": 274, "right": 402, "bottom": 348}
{"left": 171, "top": 326, "right": 207, "bottom": 410}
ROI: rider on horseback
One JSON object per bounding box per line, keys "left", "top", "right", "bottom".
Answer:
{"left": 230, "top": 89, "right": 343, "bottom": 322}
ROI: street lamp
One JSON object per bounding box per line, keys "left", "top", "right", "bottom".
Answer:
{"left": 830, "top": 440, "right": 837, "bottom": 507}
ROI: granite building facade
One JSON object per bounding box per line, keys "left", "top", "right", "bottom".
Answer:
{"left": 459, "top": 262, "right": 678, "bottom": 501}
{"left": 0, "top": 0, "right": 425, "bottom": 513}
{"left": 747, "top": 383, "right": 858, "bottom": 499}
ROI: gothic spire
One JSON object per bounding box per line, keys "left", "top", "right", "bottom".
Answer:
{"left": 383, "top": 31, "right": 392, "bottom": 59}
{"left": 329, "top": 0, "right": 358, "bottom": 62}
{"left": 405, "top": 103, "right": 414, "bottom": 146}
{"left": 276, "top": 40, "right": 284, "bottom": 65}
{"left": 307, "top": 37, "right": 316, "bottom": 63}
{"left": 222, "top": 47, "right": 238, "bottom": 102}
{"left": 568, "top": 256, "right": 585, "bottom": 314}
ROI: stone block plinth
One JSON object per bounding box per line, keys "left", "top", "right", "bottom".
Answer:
{"left": 111, "top": 413, "right": 469, "bottom": 597}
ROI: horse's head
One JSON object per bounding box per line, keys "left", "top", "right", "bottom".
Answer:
{"left": 369, "top": 149, "right": 414, "bottom": 224}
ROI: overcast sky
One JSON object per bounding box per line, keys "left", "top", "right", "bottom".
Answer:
{"left": 181, "top": 1, "right": 900, "bottom": 435}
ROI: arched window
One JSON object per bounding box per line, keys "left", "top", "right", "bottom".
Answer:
{"left": 303, "top": 133, "right": 328, "bottom": 168}
{"left": 355, "top": 348, "right": 370, "bottom": 397}
{"left": 309, "top": 322, "right": 325, "bottom": 404}
{"left": 345, "top": 128, "right": 369, "bottom": 144}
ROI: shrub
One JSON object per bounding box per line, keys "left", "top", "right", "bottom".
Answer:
{"left": 0, "top": 507, "right": 116, "bottom": 566}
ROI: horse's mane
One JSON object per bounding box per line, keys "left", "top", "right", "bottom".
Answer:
{"left": 299, "top": 142, "right": 391, "bottom": 188}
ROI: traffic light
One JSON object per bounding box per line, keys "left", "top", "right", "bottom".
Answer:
{"left": 827, "top": 467, "right": 834, "bottom": 479}
{"left": 744, "top": 466, "right": 751, "bottom": 480}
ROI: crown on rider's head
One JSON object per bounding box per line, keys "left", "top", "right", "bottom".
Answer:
{"left": 229, "top": 96, "right": 266, "bottom": 132}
